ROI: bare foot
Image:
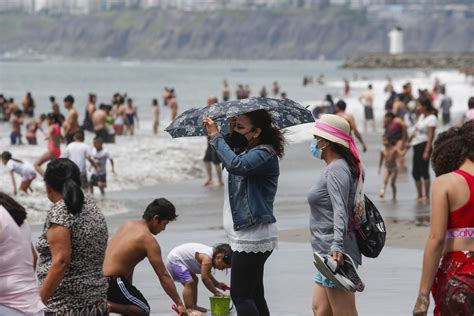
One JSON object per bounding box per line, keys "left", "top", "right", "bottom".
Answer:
{"left": 203, "top": 179, "right": 212, "bottom": 187}
{"left": 379, "top": 188, "right": 385, "bottom": 198}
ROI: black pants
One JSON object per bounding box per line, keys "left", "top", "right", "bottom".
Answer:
{"left": 412, "top": 142, "right": 430, "bottom": 181}
{"left": 231, "top": 251, "right": 272, "bottom": 316}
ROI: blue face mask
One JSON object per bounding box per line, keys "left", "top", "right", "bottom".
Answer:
{"left": 310, "top": 138, "right": 322, "bottom": 159}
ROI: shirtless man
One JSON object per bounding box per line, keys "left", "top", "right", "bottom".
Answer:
{"left": 11, "top": 110, "right": 24, "bottom": 145}
{"left": 335, "top": 100, "right": 367, "bottom": 152}
{"left": 92, "top": 104, "right": 108, "bottom": 141}
{"left": 63, "top": 95, "right": 79, "bottom": 144}
{"left": 169, "top": 94, "right": 178, "bottom": 121}
{"left": 359, "top": 84, "right": 375, "bottom": 133}
{"left": 103, "top": 198, "right": 185, "bottom": 315}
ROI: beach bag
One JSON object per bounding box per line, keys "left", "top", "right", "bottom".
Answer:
{"left": 354, "top": 195, "right": 386, "bottom": 258}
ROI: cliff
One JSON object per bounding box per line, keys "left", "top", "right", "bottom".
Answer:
{"left": 0, "top": 8, "right": 472, "bottom": 60}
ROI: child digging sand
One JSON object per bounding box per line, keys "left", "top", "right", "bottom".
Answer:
{"left": 166, "top": 243, "right": 232, "bottom": 314}
{"left": 379, "top": 135, "right": 407, "bottom": 200}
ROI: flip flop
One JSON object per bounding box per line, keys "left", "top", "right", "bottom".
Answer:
{"left": 313, "top": 252, "right": 356, "bottom": 292}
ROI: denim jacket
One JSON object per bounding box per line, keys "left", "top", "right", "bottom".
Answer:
{"left": 210, "top": 134, "right": 279, "bottom": 231}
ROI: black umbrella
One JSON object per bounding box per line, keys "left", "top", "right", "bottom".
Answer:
{"left": 165, "top": 97, "right": 313, "bottom": 138}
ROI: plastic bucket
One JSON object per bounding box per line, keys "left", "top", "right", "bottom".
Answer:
{"left": 209, "top": 295, "right": 233, "bottom": 315}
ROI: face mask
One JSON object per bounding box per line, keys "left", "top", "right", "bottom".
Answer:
{"left": 229, "top": 131, "right": 250, "bottom": 149}
{"left": 310, "top": 138, "right": 323, "bottom": 159}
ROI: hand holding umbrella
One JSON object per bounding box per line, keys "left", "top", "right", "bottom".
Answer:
{"left": 202, "top": 117, "right": 219, "bottom": 137}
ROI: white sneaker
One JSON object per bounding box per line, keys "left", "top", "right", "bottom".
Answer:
{"left": 338, "top": 254, "right": 365, "bottom": 292}
{"left": 313, "top": 252, "right": 356, "bottom": 292}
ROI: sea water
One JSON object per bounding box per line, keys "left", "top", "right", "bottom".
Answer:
{"left": 1, "top": 60, "right": 472, "bottom": 222}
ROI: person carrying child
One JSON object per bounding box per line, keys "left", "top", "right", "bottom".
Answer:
{"left": 378, "top": 135, "right": 407, "bottom": 200}
{"left": 166, "top": 243, "right": 232, "bottom": 314}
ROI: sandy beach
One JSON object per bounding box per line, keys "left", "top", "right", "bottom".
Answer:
{"left": 25, "top": 131, "right": 434, "bottom": 315}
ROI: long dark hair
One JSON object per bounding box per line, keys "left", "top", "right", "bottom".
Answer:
{"left": 417, "top": 95, "right": 438, "bottom": 117}
{"left": 1, "top": 151, "right": 23, "bottom": 163}
{"left": 245, "top": 109, "right": 286, "bottom": 158}
{"left": 331, "top": 143, "right": 360, "bottom": 180}
{"left": 0, "top": 192, "right": 27, "bottom": 226}
{"left": 432, "top": 121, "right": 474, "bottom": 176}
{"left": 44, "top": 158, "right": 84, "bottom": 215}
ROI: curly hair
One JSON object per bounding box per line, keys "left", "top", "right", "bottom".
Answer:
{"left": 431, "top": 121, "right": 474, "bottom": 176}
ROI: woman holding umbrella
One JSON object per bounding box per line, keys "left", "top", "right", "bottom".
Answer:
{"left": 203, "top": 109, "right": 285, "bottom": 316}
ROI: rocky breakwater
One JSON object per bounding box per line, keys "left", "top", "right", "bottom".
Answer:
{"left": 342, "top": 52, "right": 474, "bottom": 69}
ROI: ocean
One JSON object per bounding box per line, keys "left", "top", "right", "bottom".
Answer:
{"left": 1, "top": 59, "right": 472, "bottom": 222}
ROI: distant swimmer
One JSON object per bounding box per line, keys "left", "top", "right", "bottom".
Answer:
{"left": 10, "top": 109, "right": 24, "bottom": 145}
{"left": 125, "top": 98, "right": 139, "bottom": 136}
{"left": 151, "top": 98, "right": 160, "bottom": 135}
{"left": 34, "top": 113, "right": 62, "bottom": 177}
{"left": 25, "top": 114, "right": 46, "bottom": 145}
{"left": 259, "top": 85, "right": 267, "bottom": 98}
{"left": 50, "top": 96, "right": 65, "bottom": 127}
{"left": 272, "top": 81, "right": 280, "bottom": 97}
{"left": 222, "top": 80, "right": 230, "bottom": 101}
{"left": 1, "top": 151, "right": 37, "bottom": 195}
{"left": 92, "top": 104, "right": 109, "bottom": 142}
{"left": 83, "top": 93, "right": 97, "bottom": 132}
{"left": 335, "top": 100, "right": 367, "bottom": 152}
{"left": 62, "top": 95, "right": 80, "bottom": 144}
{"left": 343, "top": 78, "right": 350, "bottom": 96}
{"left": 359, "top": 84, "right": 376, "bottom": 133}
{"left": 103, "top": 198, "right": 185, "bottom": 315}
{"left": 169, "top": 92, "right": 178, "bottom": 121}
{"left": 21, "top": 92, "right": 35, "bottom": 118}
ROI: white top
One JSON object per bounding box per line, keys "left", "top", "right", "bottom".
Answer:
{"left": 6, "top": 160, "right": 36, "bottom": 177}
{"left": 411, "top": 114, "right": 437, "bottom": 146}
{"left": 91, "top": 148, "right": 112, "bottom": 175}
{"left": 64, "top": 142, "right": 92, "bottom": 174}
{"left": 0, "top": 206, "right": 45, "bottom": 314}
{"left": 167, "top": 243, "right": 213, "bottom": 274}
{"left": 222, "top": 170, "right": 278, "bottom": 253}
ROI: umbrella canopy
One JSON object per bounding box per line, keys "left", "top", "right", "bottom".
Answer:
{"left": 165, "top": 97, "right": 313, "bottom": 138}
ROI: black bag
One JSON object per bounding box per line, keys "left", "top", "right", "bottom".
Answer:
{"left": 355, "top": 195, "right": 386, "bottom": 258}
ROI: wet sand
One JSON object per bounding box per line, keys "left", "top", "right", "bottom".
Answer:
{"left": 31, "top": 132, "right": 434, "bottom": 315}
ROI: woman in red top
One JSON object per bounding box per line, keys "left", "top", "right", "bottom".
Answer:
{"left": 413, "top": 121, "right": 474, "bottom": 316}
{"left": 34, "top": 113, "right": 62, "bottom": 177}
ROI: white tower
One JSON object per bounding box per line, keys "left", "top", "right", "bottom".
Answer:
{"left": 388, "top": 26, "right": 404, "bottom": 55}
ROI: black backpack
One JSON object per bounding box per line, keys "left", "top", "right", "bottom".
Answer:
{"left": 355, "top": 195, "right": 386, "bottom": 258}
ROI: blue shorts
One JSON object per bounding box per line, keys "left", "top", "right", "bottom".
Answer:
{"left": 314, "top": 270, "right": 337, "bottom": 288}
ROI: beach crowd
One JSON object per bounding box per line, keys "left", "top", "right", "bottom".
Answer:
{"left": 0, "top": 76, "right": 473, "bottom": 316}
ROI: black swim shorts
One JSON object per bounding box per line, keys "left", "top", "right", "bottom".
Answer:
{"left": 107, "top": 277, "right": 150, "bottom": 313}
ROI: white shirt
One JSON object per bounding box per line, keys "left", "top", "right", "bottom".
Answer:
{"left": 411, "top": 114, "right": 437, "bottom": 146}
{"left": 91, "top": 148, "right": 112, "bottom": 175}
{"left": 6, "top": 160, "right": 36, "bottom": 178}
{"left": 64, "top": 142, "right": 92, "bottom": 174}
{"left": 167, "top": 243, "right": 213, "bottom": 274}
{"left": 222, "top": 170, "right": 278, "bottom": 253}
